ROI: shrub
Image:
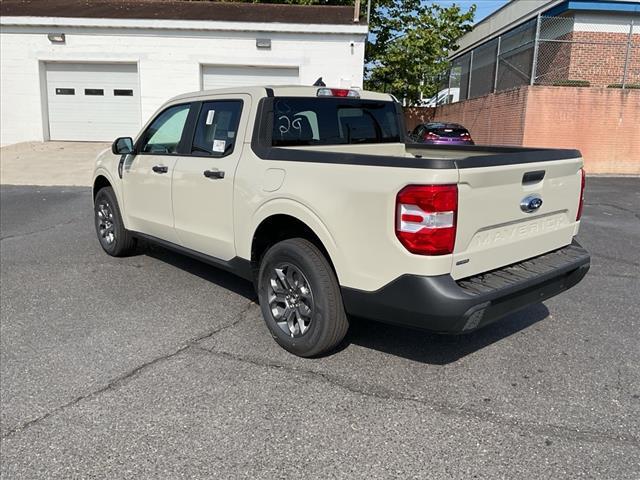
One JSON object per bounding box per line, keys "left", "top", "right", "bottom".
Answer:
{"left": 607, "top": 83, "right": 640, "bottom": 89}
{"left": 552, "top": 80, "right": 591, "bottom": 87}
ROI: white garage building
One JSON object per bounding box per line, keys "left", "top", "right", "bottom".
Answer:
{"left": 0, "top": 0, "right": 367, "bottom": 145}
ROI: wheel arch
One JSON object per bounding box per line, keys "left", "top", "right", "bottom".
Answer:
{"left": 92, "top": 169, "right": 130, "bottom": 229}
{"left": 92, "top": 174, "right": 112, "bottom": 200}
{"left": 249, "top": 208, "right": 343, "bottom": 285}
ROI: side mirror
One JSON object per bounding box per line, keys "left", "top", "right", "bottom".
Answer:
{"left": 112, "top": 137, "right": 135, "bottom": 155}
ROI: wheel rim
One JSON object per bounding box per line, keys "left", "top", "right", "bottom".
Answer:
{"left": 267, "top": 263, "right": 314, "bottom": 338}
{"left": 96, "top": 200, "right": 116, "bottom": 246}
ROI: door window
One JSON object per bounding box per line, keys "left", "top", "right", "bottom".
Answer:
{"left": 191, "top": 101, "right": 243, "bottom": 157}
{"left": 138, "top": 104, "right": 190, "bottom": 154}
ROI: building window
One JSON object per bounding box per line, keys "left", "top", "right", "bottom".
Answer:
{"left": 114, "top": 89, "right": 134, "bottom": 96}
{"left": 496, "top": 19, "right": 537, "bottom": 92}
{"left": 469, "top": 38, "right": 499, "bottom": 99}
{"left": 452, "top": 53, "right": 471, "bottom": 101}
{"left": 84, "top": 89, "right": 104, "bottom": 96}
{"left": 55, "top": 88, "right": 75, "bottom": 95}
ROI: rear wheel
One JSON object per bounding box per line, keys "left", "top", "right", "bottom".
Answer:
{"left": 94, "top": 187, "right": 137, "bottom": 257}
{"left": 257, "top": 238, "right": 349, "bottom": 357}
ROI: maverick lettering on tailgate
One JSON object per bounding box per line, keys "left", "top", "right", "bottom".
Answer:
{"left": 470, "top": 214, "right": 567, "bottom": 249}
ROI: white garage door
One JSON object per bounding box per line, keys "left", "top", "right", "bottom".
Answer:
{"left": 45, "top": 63, "right": 140, "bottom": 141}
{"left": 202, "top": 65, "right": 299, "bottom": 90}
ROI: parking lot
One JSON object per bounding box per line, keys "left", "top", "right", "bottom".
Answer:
{"left": 0, "top": 178, "right": 638, "bottom": 478}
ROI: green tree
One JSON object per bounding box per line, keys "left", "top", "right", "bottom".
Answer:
{"left": 366, "top": 1, "right": 475, "bottom": 105}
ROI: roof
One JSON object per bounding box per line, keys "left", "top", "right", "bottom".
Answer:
{"left": 0, "top": 0, "right": 361, "bottom": 25}
{"left": 167, "top": 86, "right": 393, "bottom": 105}
{"left": 452, "top": 0, "right": 640, "bottom": 58}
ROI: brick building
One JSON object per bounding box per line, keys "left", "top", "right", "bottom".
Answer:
{"left": 415, "top": 0, "right": 640, "bottom": 175}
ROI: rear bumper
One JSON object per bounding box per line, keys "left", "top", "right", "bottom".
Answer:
{"left": 341, "top": 241, "right": 590, "bottom": 333}
{"left": 423, "top": 139, "right": 474, "bottom": 146}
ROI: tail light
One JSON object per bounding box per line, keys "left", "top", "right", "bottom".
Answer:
{"left": 460, "top": 132, "right": 473, "bottom": 142}
{"left": 396, "top": 185, "right": 458, "bottom": 255}
{"left": 424, "top": 131, "right": 439, "bottom": 141}
{"left": 317, "top": 88, "right": 359, "bottom": 98}
{"left": 576, "top": 168, "right": 586, "bottom": 220}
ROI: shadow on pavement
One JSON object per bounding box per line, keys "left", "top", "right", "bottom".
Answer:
{"left": 141, "top": 241, "right": 257, "bottom": 302}
{"left": 346, "top": 303, "right": 550, "bottom": 365}
{"left": 139, "top": 241, "right": 549, "bottom": 364}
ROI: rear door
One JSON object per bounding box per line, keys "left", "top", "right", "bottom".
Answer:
{"left": 452, "top": 158, "right": 583, "bottom": 280}
{"left": 172, "top": 95, "right": 250, "bottom": 260}
{"left": 122, "top": 103, "right": 192, "bottom": 244}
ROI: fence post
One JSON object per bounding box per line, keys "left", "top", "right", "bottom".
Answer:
{"left": 622, "top": 19, "right": 634, "bottom": 89}
{"left": 530, "top": 13, "right": 542, "bottom": 86}
{"left": 494, "top": 35, "right": 501, "bottom": 92}
{"left": 467, "top": 50, "right": 474, "bottom": 99}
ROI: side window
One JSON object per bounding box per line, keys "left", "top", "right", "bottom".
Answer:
{"left": 138, "top": 104, "right": 190, "bottom": 154}
{"left": 192, "top": 100, "right": 243, "bottom": 156}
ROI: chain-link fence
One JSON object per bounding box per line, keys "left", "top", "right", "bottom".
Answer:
{"left": 445, "top": 15, "right": 638, "bottom": 103}
{"left": 535, "top": 15, "right": 638, "bottom": 87}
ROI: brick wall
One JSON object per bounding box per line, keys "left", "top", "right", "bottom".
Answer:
{"left": 423, "top": 87, "right": 529, "bottom": 145}
{"left": 409, "top": 85, "right": 640, "bottom": 174}
{"left": 567, "top": 31, "right": 638, "bottom": 86}
{"left": 523, "top": 86, "right": 640, "bottom": 174}
{"left": 404, "top": 107, "right": 435, "bottom": 131}
{"left": 534, "top": 30, "right": 639, "bottom": 87}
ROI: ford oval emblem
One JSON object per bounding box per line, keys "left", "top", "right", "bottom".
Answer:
{"left": 520, "top": 195, "right": 543, "bottom": 213}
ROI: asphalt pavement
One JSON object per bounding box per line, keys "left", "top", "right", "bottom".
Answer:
{"left": 1, "top": 178, "right": 639, "bottom": 479}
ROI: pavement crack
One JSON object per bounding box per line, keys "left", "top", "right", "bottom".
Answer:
{"left": 1, "top": 301, "right": 256, "bottom": 439}
{"left": 197, "top": 347, "right": 640, "bottom": 448}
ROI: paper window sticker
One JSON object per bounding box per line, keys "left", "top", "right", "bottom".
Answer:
{"left": 206, "top": 110, "right": 215, "bottom": 125}
{"left": 228, "top": 131, "right": 235, "bottom": 138}
{"left": 212, "top": 139, "right": 226, "bottom": 152}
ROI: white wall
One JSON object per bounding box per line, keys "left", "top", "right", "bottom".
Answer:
{"left": 574, "top": 11, "right": 639, "bottom": 33}
{"left": 0, "top": 19, "right": 366, "bottom": 145}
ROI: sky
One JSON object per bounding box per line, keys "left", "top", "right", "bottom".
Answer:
{"left": 429, "top": 0, "right": 510, "bottom": 23}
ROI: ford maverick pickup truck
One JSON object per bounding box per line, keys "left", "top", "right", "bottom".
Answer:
{"left": 92, "top": 86, "right": 590, "bottom": 357}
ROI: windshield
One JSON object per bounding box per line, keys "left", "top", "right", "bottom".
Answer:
{"left": 427, "top": 124, "right": 470, "bottom": 138}
{"left": 272, "top": 97, "right": 401, "bottom": 146}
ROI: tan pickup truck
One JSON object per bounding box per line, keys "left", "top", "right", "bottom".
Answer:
{"left": 92, "top": 85, "right": 590, "bottom": 357}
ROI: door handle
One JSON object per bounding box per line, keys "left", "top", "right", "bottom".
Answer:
{"left": 204, "top": 169, "right": 225, "bottom": 179}
{"left": 152, "top": 165, "right": 168, "bottom": 174}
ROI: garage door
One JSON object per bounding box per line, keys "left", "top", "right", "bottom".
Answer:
{"left": 202, "top": 65, "right": 299, "bottom": 90}
{"left": 45, "top": 63, "right": 140, "bottom": 141}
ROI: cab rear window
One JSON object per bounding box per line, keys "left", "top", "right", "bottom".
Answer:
{"left": 272, "top": 98, "right": 401, "bottom": 146}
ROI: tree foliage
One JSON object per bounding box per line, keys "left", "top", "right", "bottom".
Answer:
{"left": 366, "top": 1, "right": 474, "bottom": 105}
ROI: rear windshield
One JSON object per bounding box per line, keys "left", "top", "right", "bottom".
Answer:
{"left": 272, "top": 97, "right": 401, "bottom": 146}
{"left": 427, "top": 125, "right": 470, "bottom": 138}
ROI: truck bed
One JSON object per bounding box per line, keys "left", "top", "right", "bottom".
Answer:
{"left": 261, "top": 141, "right": 581, "bottom": 169}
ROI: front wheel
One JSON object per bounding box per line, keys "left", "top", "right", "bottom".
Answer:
{"left": 94, "top": 186, "right": 137, "bottom": 257}
{"left": 257, "top": 238, "right": 349, "bottom": 357}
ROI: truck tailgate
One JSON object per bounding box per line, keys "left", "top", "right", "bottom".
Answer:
{"left": 452, "top": 158, "right": 583, "bottom": 280}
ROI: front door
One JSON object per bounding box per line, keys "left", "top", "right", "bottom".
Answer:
{"left": 172, "top": 96, "right": 249, "bottom": 260}
{"left": 122, "top": 103, "right": 191, "bottom": 244}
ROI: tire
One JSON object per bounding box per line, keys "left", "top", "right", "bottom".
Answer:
{"left": 94, "top": 186, "right": 137, "bottom": 257}
{"left": 257, "top": 238, "right": 349, "bottom": 357}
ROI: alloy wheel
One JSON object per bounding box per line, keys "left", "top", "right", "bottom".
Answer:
{"left": 267, "top": 263, "right": 315, "bottom": 337}
{"left": 96, "top": 200, "right": 116, "bottom": 246}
